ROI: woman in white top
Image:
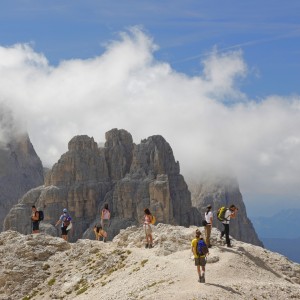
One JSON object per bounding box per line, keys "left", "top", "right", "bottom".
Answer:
{"left": 204, "top": 205, "right": 213, "bottom": 247}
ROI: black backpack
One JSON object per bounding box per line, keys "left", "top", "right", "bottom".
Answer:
{"left": 38, "top": 210, "right": 44, "bottom": 221}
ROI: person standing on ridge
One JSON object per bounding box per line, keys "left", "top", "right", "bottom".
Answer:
{"left": 55, "top": 208, "right": 72, "bottom": 241}
{"left": 204, "top": 205, "right": 213, "bottom": 248}
{"left": 100, "top": 203, "right": 111, "bottom": 242}
{"left": 143, "top": 208, "right": 153, "bottom": 249}
{"left": 31, "top": 205, "right": 40, "bottom": 234}
{"left": 220, "top": 204, "right": 238, "bottom": 247}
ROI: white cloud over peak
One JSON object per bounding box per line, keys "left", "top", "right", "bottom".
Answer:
{"left": 0, "top": 28, "right": 300, "bottom": 206}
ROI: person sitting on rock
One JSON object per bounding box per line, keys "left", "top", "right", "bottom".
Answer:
{"left": 143, "top": 208, "right": 153, "bottom": 249}
{"left": 93, "top": 225, "right": 107, "bottom": 241}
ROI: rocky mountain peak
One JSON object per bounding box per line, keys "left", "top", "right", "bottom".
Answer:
{"left": 4, "top": 128, "right": 261, "bottom": 248}
{"left": 68, "top": 135, "right": 98, "bottom": 151}
{"left": 130, "top": 135, "right": 179, "bottom": 177}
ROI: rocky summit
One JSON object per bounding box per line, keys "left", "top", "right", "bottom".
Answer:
{"left": 0, "top": 226, "right": 299, "bottom": 300}
{"left": 3, "top": 128, "right": 261, "bottom": 247}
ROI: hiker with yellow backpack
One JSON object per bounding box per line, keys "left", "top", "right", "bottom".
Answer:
{"left": 218, "top": 204, "right": 238, "bottom": 247}
{"left": 143, "top": 208, "right": 156, "bottom": 249}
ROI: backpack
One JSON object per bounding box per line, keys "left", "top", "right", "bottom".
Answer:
{"left": 63, "top": 216, "right": 71, "bottom": 227}
{"left": 151, "top": 215, "right": 156, "bottom": 225}
{"left": 38, "top": 210, "right": 44, "bottom": 221}
{"left": 197, "top": 239, "right": 209, "bottom": 256}
{"left": 217, "top": 206, "right": 228, "bottom": 222}
{"left": 202, "top": 220, "right": 208, "bottom": 227}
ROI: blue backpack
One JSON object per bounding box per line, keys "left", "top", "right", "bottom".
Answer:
{"left": 197, "top": 239, "right": 209, "bottom": 256}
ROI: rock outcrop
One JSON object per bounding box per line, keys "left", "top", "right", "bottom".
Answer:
{"left": 4, "top": 129, "right": 199, "bottom": 241}
{"left": 189, "top": 175, "right": 263, "bottom": 247}
{"left": 0, "top": 227, "right": 299, "bottom": 300}
{"left": 0, "top": 133, "right": 44, "bottom": 231}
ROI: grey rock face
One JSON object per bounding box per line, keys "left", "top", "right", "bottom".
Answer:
{"left": 4, "top": 129, "right": 258, "bottom": 247}
{"left": 105, "top": 128, "right": 133, "bottom": 181}
{"left": 189, "top": 175, "right": 263, "bottom": 247}
{"left": 0, "top": 134, "right": 44, "bottom": 231}
{"left": 4, "top": 130, "right": 197, "bottom": 241}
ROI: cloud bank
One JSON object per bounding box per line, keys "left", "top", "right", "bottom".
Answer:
{"left": 0, "top": 28, "right": 300, "bottom": 204}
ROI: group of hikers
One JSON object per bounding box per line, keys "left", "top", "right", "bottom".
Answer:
{"left": 192, "top": 204, "right": 238, "bottom": 283}
{"left": 31, "top": 202, "right": 238, "bottom": 283}
{"left": 31, "top": 203, "right": 111, "bottom": 242}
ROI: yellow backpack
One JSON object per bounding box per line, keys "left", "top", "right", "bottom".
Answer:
{"left": 151, "top": 215, "right": 156, "bottom": 225}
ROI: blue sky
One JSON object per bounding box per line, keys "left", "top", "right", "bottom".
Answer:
{"left": 1, "top": 0, "right": 299, "bottom": 98}
{"left": 1, "top": 1, "right": 300, "bottom": 217}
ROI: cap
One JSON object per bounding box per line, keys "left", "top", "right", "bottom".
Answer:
{"left": 207, "top": 204, "right": 212, "bottom": 209}
{"left": 63, "top": 208, "right": 68, "bottom": 213}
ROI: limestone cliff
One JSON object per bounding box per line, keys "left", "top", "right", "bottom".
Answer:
{"left": 3, "top": 129, "right": 260, "bottom": 247}
{"left": 189, "top": 175, "right": 263, "bottom": 247}
{"left": 4, "top": 129, "right": 199, "bottom": 241}
{"left": 0, "top": 134, "right": 44, "bottom": 230}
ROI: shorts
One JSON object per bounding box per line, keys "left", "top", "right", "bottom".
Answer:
{"left": 61, "top": 226, "right": 69, "bottom": 235}
{"left": 194, "top": 257, "right": 206, "bottom": 267}
{"left": 144, "top": 224, "right": 152, "bottom": 235}
{"left": 32, "top": 221, "right": 39, "bottom": 231}
{"left": 101, "top": 219, "right": 110, "bottom": 230}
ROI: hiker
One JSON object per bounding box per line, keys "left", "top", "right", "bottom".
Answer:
{"left": 220, "top": 204, "right": 238, "bottom": 247}
{"left": 204, "top": 205, "right": 213, "bottom": 248}
{"left": 191, "top": 229, "right": 209, "bottom": 283}
{"left": 55, "top": 208, "right": 72, "bottom": 241}
{"left": 100, "top": 203, "right": 110, "bottom": 241}
{"left": 93, "top": 225, "right": 107, "bottom": 241}
{"left": 31, "top": 205, "right": 40, "bottom": 234}
{"left": 143, "top": 208, "right": 153, "bottom": 249}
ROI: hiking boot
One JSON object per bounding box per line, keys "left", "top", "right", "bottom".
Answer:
{"left": 208, "top": 245, "right": 212, "bottom": 248}
{"left": 227, "top": 244, "right": 232, "bottom": 248}
{"left": 220, "top": 233, "right": 224, "bottom": 239}
{"left": 149, "top": 244, "right": 153, "bottom": 249}
{"left": 198, "top": 277, "right": 201, "bottom": 283}
{"left": 199, "top": 275, "right": 205, "bottom": 283}
{"left": 145, "top": 244, "right": 149, "bottom": 249}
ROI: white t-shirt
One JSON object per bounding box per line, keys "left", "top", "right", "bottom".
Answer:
{"left": 205, "top": 211, "right": 213, "bottom": 224}
{"left": 222, "top": 209, "right": 231, "bottom": 224}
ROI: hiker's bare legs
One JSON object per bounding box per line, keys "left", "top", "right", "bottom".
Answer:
{"left": 149, "top": 234, "right": 153, "bottom": 245}
{"left": 197, "top": 265, "right": 200, "bottom": 277}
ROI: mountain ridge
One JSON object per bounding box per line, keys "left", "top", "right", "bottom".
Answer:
{"left": 0, "top": 225, "right": 299, "bottom": 300}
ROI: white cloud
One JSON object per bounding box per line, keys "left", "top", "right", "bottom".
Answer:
{"left": 1, "top": 28, "right": 300, "bottom": 206}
